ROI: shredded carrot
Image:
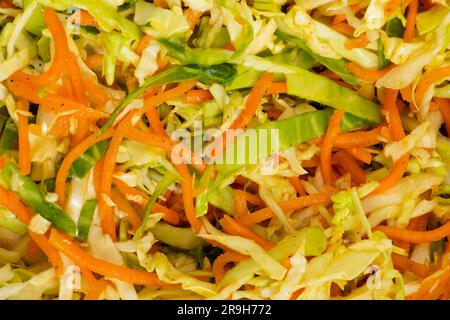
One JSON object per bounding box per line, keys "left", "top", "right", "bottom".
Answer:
{"left": 375, "top": 220, "right": 450, "bottom": 244}
{"left": 384, "top": 0, "right": 402, "bottom": 16}
{"left": 85, "top": 54, "right": 104, "bottom": 70}
{"left": 321, "top": 127, "right": 382, "bottom": 148}
{"left": 332, "top": 22, "right": 355, "bottom": 37}
{"left": 347, "top": 62, "right": 397, "bottom": 82}
{"left": 334, "top": 150, "right": 366, "bottom": 185}
{"left": 384, "top": 89, "right": 405, "bottom": 141}
{"left": 393, "top": 253, "right": 431, "bottom": 278}
{"left": 400, "top": 85, "right": 413, "bottom": 102}
{"left": 81, "top": 73, "right": 109, "bottom": 109}
{"left": 112, "top": 177, "right": 180, "bottom": 226}
{"left": 288, "top": 177, "right": 307, "bottom": 196}
{"left": 29, "top": 231, "right": 64, "bottom": 276}
{"left": 436, "top": 98, "right": 450, "bottom": 136}
{"left": 67, "top": 53, "right": 90, "bottom": 146}
{"left": 56, "top": 128, "right": 115, "bottom": 207}
{"left": 185, "top": 90, "right": 213, "bottom": 104}
{"left": 267, "top": 82, "right": 288, "bottom": 95}
{"left": 185, "top": 8, "right": 202, "bottom": 30}
{"left": 344, "top": 33, "right": 370, "bottom": 50}
{"left": 48, "top": 229, "right": 170, "bottom": 286}
{"left": 26, "top": 238, "right": 39, "bottom": 261}
{"left": 403, "top": 0, "right": 418, "bottom": 42}
{"left": 8, "top": 80, "right": 108, "bottom": 119}
{"left": 415, "top": 67, "right": 450, "bottom": 108}
{"left": 211, "top": 73, "right": 273, "bottom": 158}
{"left": 0, "top": 186, "right": 32, "bottom": 224}
{"left": 135, "top": 35, "right": 154, "bottom": 55}
{"left": 230, "top": 73, "right": 273, "bottom": 131}
{"left": 110, "top": 189, "right": 142, "bottom": 232}
{"left": 372, "top": 153, "right": 409, "bottom": 195}
{"left": 80, "top": 267, "right": 109, "bottom": 300}
{"left": 237, "top": 191, "right": 335, "bottom": 226}
{"left": 220, "top": 215, "right": 273, "bottom": 250}
{"left": 16, "top": 100, "right": 31, "bottom": 176}
{"left": 99, "top": 115, "right": 134, "bottom": 241}
{"left": 11, "top": 8, "right": 68, "bottom": 87}
{"left": 213, "top": 252, "right": 247, "bottom": 283}
{"left": 320, "top": 70, "right": 342, "bottom": 81}
{"left": 234, "top": 190, "right": 249, "bottom": 219}
{"left": 345, "top": 147, "right": 373, "bottom": 164}
{"left": 69, "top": 10, "right": 98, "bottom": 27}
{"left": 409, "top": 264, "right": 450, "bottom": 300}
{"left": 321, "top": 109, "right": 346, "bottom": 185}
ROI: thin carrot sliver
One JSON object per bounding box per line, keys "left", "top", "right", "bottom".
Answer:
{"left": 321, "top": 109, "right": 346, "bottom": 185}
{"left": 403, "top": 0, "right": 418, "bottom": 42}
{"left": 135, "top": 35, "right": 154, "bottom": 55}
{"left": 110, "top": 189, "right": 141, "bottom": 232}
{"left": 16, "top": 100, "right": 31, "bottom": 176}
{"left": 112, "top": 176, "right": 180, "bottom": 226}
{"left": 69, "top": 10, "right": 98, "bottom": 27}
{"left": 288, "top": 177, "right": 307, "bottom": 196}
{"left": 220, "top": 215, "right": 273, "bottom": 250}
{"left": 267, "top": 82, "right": 288, "bottom": 95}
{"left": 185, "top": 90, "right": 213, "bottom": 104}
{"left": 372, "top": 153, "right": 409, "bottom": 194}
{"left": 375, "top": 220, "right": 450, "bottom": 244}
{"left": 384, "top": 89, "right": 405, "bottom": 141}
{"left": 415, "top": 67, "right": 450, "bottom": 108}
{"left": 344, "top": 147, "right": 373, "bottom": 164}
{"left": 347, "top": 62, "right": 397, "bottom": 82}
{"left": 334, "top": 150, "right": 366, "bottom": 185}
{"left": 344, "top": 33, "right": 370, "bottom": 50}
{"left": 234, "top": 190, "right": 249, "bottom": 219}
{"left": 48, "top": 229, "right": 169, "bottom": 286}
{"left": 80, "top": 267, "right": 108, "bottom": 300}
{"left": 11, "top": 8, "right": 67, "bottom": 87}
{"left": 213, "top": 252, "right": 247, "bottom": 283}
{"left": 56, "top": 129, "right": 115, "bottom": 207}
{"left": 332, "top": 22, "right": 355, "bottom": 36}
{"left": 185, "top": 8, "right": 202, "bottom": 30}
{"left": 237, "top": 191, "right": 335, "bottom": 226}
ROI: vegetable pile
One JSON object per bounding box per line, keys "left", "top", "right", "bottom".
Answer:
{"left": 0, "top": 0, "right": 449, "bottom": 300}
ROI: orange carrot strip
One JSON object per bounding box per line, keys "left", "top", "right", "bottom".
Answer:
{"left": 321, "top": 109, "right": 346, "bottom": 185}
{"left": 345, "top": 147, "right": 373, "bottom": 164}
{"left": 110, "top": 189, "right": 142, "bottom": 232}
{"left": 80, "top": 267, "right": 108, "bottom": 300}
{"left": 0, "top": 186, "right": 32, "bottom": 224}
{"left": 331, "top": 127, "right": 382, "bottom": 148}
{"left": 288, "top": 177, "right": 307, "bottom": 196}
{"left": 213, "top": 252, "right": 247, "bottom": 283}
{"left": 237, "top": 191, "right": 335, "bottom": 226}
{"left": 344, "top": 33, "right": 370, "bottom": 50}
{"left": 267, "top": 82, "right": 288, "bottom": 95}
{"left": 211, "top": 73, "right": 273, "bottom": 158}
{"left": 85, "top": 54, "right": 104, "bottom": 70}
{"left": 332, "top": 22, "right": 355, "bottom": 36}
{"left": 230, "top": 73, "right": 273, "bottom": 131}
{"left": 11, "top": 8, "right": 67, "bottom": 87}
{"left": 135, "top": 35, "right": 154, "bottom": 55}
{"left": 185, "top": 8, "right": 202, "bottom": 30}
{"left": 334, "top": 150, "right": 366, "bottom": 185}
{"left": 153, "top": 0, "right": 168, "bottom": 8}
{"left": 56, "top": 129, "right": 115, "bottom": 207}
{"left": 0, "top": 0, "right": 15, "bottom": 8}
{"left": 375, "top": 221, "right": 450, "bottom": 244}
{"left": 372, "top": 153, "right": 409, "bottom": 195}
{"left": 234, "top": 190, "right": 249, "bottom": 219}
{"left": 69, "top": 10, "right": 98, "bottom": 27}
{"left": 29, "top": 231, "right": 64, "bottom": 276}
{"left": 8, "top": 80, "right": 108, "bottom": 119}
{"left": 220, "top": 215, "right": 273, "bottom": 250}
{"left": 49, "top": 229, "right": 169, "bottom": 286}
{"left": 185, "top": 90, "right": 213, "bottom": 104}
{"left": 403, "top": 0, "right": 418, "bottom": 42}
{"left": 392, "top": 253, "right": 431, "bottom": 278}
{"left": 81, "top": 73, "right": 109, "bottom": 109}
{"left": 414, "top": 265, "right": 450, "bottom": 300}
{"left": 415, "top": 67, "right": 450, "bottom": 108}
{"left": 384, "top": 89, "right": 405, "bottom": 141}
{"left": 112, "top": 177, "right": 180, "bottom": 226}
{"left": 99, "top": 116, "right": 133, "bottom": 241}
{"left": 26, "top": 238, "right": 39, "bottom": 261}
{"left": 16, "top": 100, "right": 31, "bottom": 176}
{"left": 347, "top": 62, "right": 397, "bottom": 82}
